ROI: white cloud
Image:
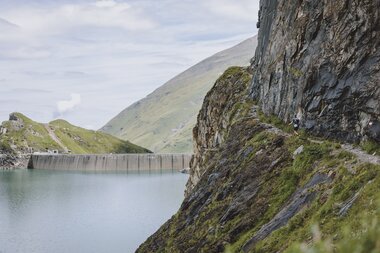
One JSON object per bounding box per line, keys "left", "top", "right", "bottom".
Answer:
{"left": 0, "top": 0, "right": 260, "bottom": 128}
{"left": 203, "top": 0, "right": 259, "bottom": 21}
{"left": 0, "top": 17, "right": 18, "bottom": 28}
{"left": 57, "top": 93, "right": 82, "bottom": 115}
{"left": 2, "top": 0, "right": 155, "bottom": 36}
{"left": 0, "top": 46, "right": 51, "bottom": 59}
{"left": 95, "top": 0, "right": 118, "bottom": 8}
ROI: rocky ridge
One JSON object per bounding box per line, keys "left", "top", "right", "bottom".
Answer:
{"left": 186, "top": 67, "right": 253, "bottom": 195}
{"left": 136, "top": 1, "right": 380, "bottom": 252}
{"left": 137, "top": 64, "right": 380, "bottom": 253}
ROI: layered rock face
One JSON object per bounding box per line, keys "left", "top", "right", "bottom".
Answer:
{"left": 251, "top": 0, "right": 380, "bottom": 143}
{"left": 0, "top": 154, "right": 30, "bottom": 170}
{"left": 137, "top": 1, "right": 380, "bottom": 252}
{"left": 137, "top": 65, "right": 380, "bottom": 253}
{"left": 186, "top": 67, "right": 252, "bottom": 196}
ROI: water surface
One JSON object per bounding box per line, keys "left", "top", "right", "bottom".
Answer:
{"left": 0, "top": 169, "right": 188, "bottom": 253}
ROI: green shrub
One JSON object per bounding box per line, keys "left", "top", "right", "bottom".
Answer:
{"left": 361, "top": 140, "right": 380, "bottom": 155}
{"left": 293, "top": 144, "right": 329, "bottom": 175}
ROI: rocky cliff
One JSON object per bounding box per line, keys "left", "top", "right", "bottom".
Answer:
{"left": 137, "top": 65, "right": 380, "bottom": 253}
{"left": 251, "top": 0, "right": 380, "bottom": 143}
{"left": 137, "top": 1, "right": 380, "bottom": 252}
{"left": 186, "top": 67, "right": 253, "bottom": 196}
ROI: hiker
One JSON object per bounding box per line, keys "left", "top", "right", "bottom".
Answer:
{"left": 365, "top": 120, "right": 380, "bottom": 142}
{"left": 291, "top": 116, "right": 300, "bottom": 135}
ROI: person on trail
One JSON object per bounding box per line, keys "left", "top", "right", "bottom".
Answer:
{"left": 365, "top": 120, "right": 380, "bottom": 142}
{"left": 291, "top": 116, "right": 300, "bottom": 136}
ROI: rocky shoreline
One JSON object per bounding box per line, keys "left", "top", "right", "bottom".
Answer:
{"left": 0, "top": 153, "right": 30, "bottom": 170}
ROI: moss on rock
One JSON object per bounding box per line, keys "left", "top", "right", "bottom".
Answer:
{"left": 137, "top": 67, "right": 380, "bottom": 253}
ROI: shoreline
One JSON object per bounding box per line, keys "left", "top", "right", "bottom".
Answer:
{"left": 0, "top": 153, "right": 30, "bottom": 170}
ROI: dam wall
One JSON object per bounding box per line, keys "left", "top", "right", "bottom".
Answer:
{"left": 29, "top": 154, "right": 192, "bottom": 172}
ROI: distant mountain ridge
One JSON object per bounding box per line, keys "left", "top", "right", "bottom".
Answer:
{"left": 101, "top": 36, "right": 258, "bottom": 153}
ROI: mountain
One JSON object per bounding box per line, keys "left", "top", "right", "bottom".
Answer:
{"left": 101, "top": 37, "right": 257, "bottom": 153}
{"left": 0, "top": 112, "right": 150, "bottom": 156}
{"left": 138, "top": 0, "right": 380, "bottom": 252}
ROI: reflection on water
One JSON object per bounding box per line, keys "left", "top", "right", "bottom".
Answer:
{"left": 0, "top": 169, "right": 188, "bottom": 253}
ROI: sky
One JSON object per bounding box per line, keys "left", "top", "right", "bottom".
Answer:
{"left": 0, "top": 0, "right": 260, "bottom": 129}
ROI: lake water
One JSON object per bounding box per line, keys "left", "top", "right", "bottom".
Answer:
{"left": 0, "top": 169, "right": 188, "bottom": 253}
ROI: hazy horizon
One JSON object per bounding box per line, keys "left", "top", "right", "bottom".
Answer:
{"left": 0, "top": 0, "right": 259, "bottom": 129}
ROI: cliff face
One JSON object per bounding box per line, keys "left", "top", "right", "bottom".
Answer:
{"left": 137, "top": 1, "right": 380, "bottom": 252}
{"left": 137, "top": 67, "right": 380, "bottom": 253}
{"left": 186, "top": 67, "right": 253, "bottom": 196}
{"left": 251, "top": 0, "right": 380, "bottom": 143}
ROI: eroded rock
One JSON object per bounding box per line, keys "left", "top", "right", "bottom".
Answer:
{"left": 251, "top": 0, "right": 380, "bottom": 143}
{"left": 186, "top": 67, "right": 253, "bottom": 196}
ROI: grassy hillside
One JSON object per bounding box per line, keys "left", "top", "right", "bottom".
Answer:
{"left": 101, "top": 37, "right": 257, "bottom": 153}
{"left": 0, "top": 113, "right": 150, "bottom": 154}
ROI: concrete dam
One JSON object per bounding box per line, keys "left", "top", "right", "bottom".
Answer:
{"left": 29, "top": 154, "right": 192, "bottom": 172}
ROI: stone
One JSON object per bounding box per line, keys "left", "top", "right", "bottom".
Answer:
{"left": 8, "top": 113, "right": 25, "bottom": 131}
{"left": 250, "top": 0, "right": 380, "bottom": 143}
{"left": 0, "top": 127, "right": 7, "bottom": 135}
{"left": 186, "top": 67, "right": 252, "bottom": 196}
{"left": 0, "top": 153, "right": 30, "bottom": 170}
{"left": 180, "top": 168, "right": 190, "bottom": 174}
{"left": 136, "top": 2, "right": 380, "bottom": 253}
{"left": 242, "top": 173, "right": 331, "bottom": 252}
{"left": 9, "top": 113, "right": 19, "bottom": 121}
{"left": 338, "top": 190, "right": 361, "bottom": 217}
{"left": 293, "top": 145, "right": 304, "bottom": 158}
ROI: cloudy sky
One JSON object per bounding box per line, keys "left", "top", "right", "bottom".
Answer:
{"left": 0, "top": 0, "right": 259, "bottom": 129}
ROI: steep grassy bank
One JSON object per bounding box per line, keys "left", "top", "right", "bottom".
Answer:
{"left": 137, "top": 67, "right": 380, "bottom": 253}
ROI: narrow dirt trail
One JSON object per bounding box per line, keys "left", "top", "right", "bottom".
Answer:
{"left": 250, "top": 106, "right": 379, "bottom": 165}
{"left": 43, "top": 124, "right": 69, "bottom": 152}
{"left": 257, "top": 116, "right": 379, "bottom": 165}
{"left": 341, "top": 144, "right": 380, "bottom": 164}
{"left": 308, "top": 138, "right": 379, "bottom": 164}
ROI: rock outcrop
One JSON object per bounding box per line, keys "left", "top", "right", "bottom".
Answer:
{"left": 137, "top": 1, "right": 380, "bottom": 252}
{"left": 186, "top": 67, "right": 253, "bottom": 196}
{"left": 0, "top": 154, "right": 30, "bottom": 170}
{"left": 137, "top": 65, "right": 380, "bottom": 253}
{"left": 251, "top": 0, "right": 380, "bottom": 143}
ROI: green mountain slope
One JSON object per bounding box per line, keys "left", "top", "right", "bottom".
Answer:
{"left": 101, "top": 36, "right": 257, "bottom": 153}
{"left": 0, "top": 112, "right": 150, "bottom": 155}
